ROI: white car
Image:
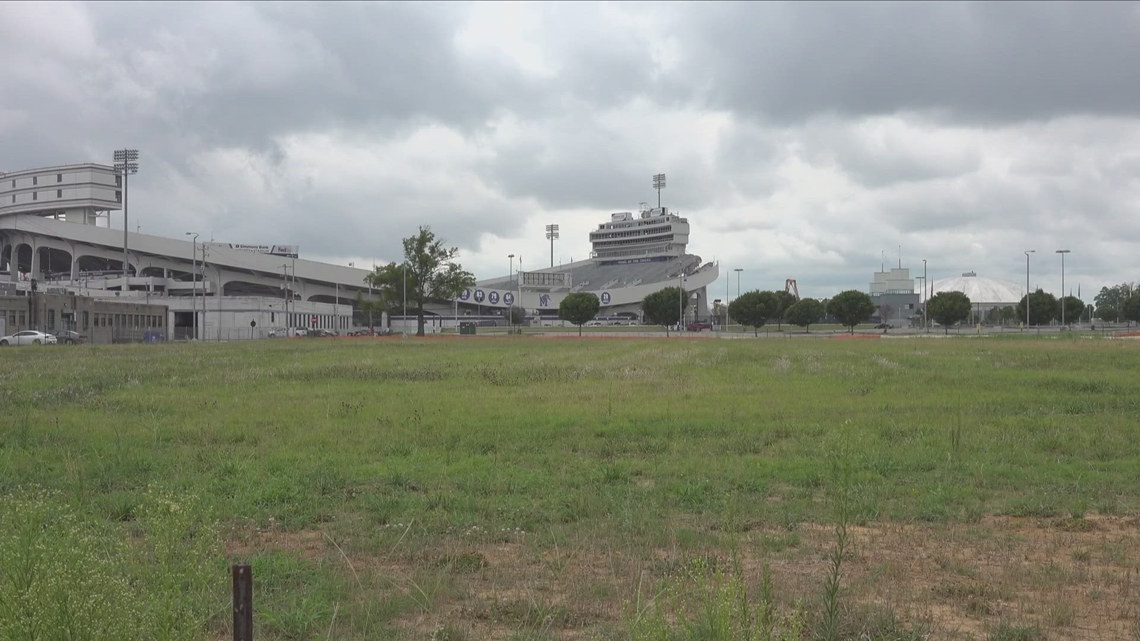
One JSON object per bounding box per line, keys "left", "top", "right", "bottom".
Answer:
{"left": 0, "top": 330, "right": 58, "bottom": 346}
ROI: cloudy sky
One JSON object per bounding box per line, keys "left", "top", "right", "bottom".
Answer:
{"left": 2, "top": 1, "right": 1138, "bottom": 299}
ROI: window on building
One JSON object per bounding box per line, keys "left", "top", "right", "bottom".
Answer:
{"left": 83, "top": 311, "right": 89, "bottom": 329}
{"left": 115, "top": 191, "right": 121, "bottom": 202}
{"left": 115, "top": 175, "right": 122, "bottom": 187}
{"left": 48, "top": 310, "right": 55, "bottom": 327}
{"left": 32, "top": 192, "right": 38, "bottom": 201}
{"left": 57, "top": 189, "right": 63, "bottom": 198}
{"left": 32, "top": 176, "right": 38, "bottom": 185}
{"left": 57, "top": 173, "right": 62, "bottom": 182}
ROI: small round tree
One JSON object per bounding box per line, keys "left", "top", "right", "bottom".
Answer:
{"left": 1017, "top": 290, "right": 1059, "bottom": 326}
{"left": 784, "top": 298, "right": 824, "bottom": 333}
{"left": 729, "top": 291, "right": 780, "bottom": 336}
{"left": 558, "top": 292, "right": 601, "bottom": 336}
{"left": 642, "top": 287, "right": 685, "bottom": 335}
{"left": 773, "top": 290, "right": 797, "bottom": 330}
{"left": 926, "top": 291, "right": 972, "bottom": 334}
{"left": 827, "top": 290, "right": 875, "bottom": 334}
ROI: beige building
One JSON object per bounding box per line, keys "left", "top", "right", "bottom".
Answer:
{"left": 0, "top": 287, "right": 168, "bottom": 344}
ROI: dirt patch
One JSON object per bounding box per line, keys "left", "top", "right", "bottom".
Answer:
{"left": 227, "top": 515, "right": 1139, "bottom": 640}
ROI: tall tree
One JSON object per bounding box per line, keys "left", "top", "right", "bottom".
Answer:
{"left": 1017, "top": 289, "right": 1059, "bottom": 327}
{"left": 1060, "top": 295, "right": 1085, "bottom": 326}
{"left": 784, "top": 298, "right": 824, "bottom": 333}
{"left": 827, "top": 290, "right": 875, "bottom": 334}
{"left": 926, "top": 291, "right": 972, "bottom": 334}
{"left": 642, "top": 287, "right": 685, "bottom": 335}
{"left": 1094, "top": 283, "right": 1135, "bottom": 319}
{"left": 363, "top": 262, "right": 407, "bottom": 328}
{"left": 729, "top": 290, "right": 780, "bottom": 336}
{"left": 773, "top": 290, "right": 797, "bottom": 330}
{"left": 558, "top": 292, "right": 601, "bottom": 336}
{"left": 368, "top": 227, "right": 475, "bottom": 336}
{"left": 1124, "top": 295, "right": 1140, "bottom": 325}
{"left": 1095, "top": 304, "right": 1120, "bottom": 323}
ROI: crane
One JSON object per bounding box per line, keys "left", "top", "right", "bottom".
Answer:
{"left": 784, "top": 279, "right": 800, "bottom": 301}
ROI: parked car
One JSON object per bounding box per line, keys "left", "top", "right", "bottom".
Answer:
{"left": 58, "top": 330, "right": 86, "bottom": 344}
{"left": 686, "top": 322, "right": 714, "bottom": 331}
{"left": 874, "top": 323, "right": 893, "bottom": 329}
{"left": 0, "top": 330, "right": 58, "bottom": 346}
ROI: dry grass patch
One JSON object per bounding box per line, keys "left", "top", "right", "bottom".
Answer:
{"left": 221, "top": 514, "right": 1138, "bottom": 640}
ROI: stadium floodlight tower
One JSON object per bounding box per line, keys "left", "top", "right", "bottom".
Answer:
{"left": 653, "top": 173, "right": 666, "bottom": 208}
{"left": 113, "top": 149, "right": 139, "bottom": 281}
{"left": 545, "top": 224, "right": 559, "bottom": 268}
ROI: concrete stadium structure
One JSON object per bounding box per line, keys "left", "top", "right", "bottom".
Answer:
{"left": 2, "top": 163, "right": 718, "bottom": 337}
{"left": 1, "top": 163, "right": 369, "bottom": 340}
{"left": 456, "top": 204, "right": 719, "bottom": 324}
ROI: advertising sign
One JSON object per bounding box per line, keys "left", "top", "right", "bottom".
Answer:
{"left": 226, "top": 244, "right": 301, "bottom": 259}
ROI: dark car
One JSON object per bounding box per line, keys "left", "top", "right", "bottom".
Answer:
{"left": 58, "top": 330, "right": 86, "bottom": 344}
{"left": 686, "top": 322, "right": 714, "bottom": 331}
{"left": 874, "top": 323, "right": 893, "bottom": 330}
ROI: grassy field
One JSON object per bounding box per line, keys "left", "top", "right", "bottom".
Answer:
{"left": 1, "top": 334, "right": 1138, "bottom": 640}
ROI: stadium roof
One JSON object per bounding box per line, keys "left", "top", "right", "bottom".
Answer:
{"left": 928, "top": 273, "right": 1024, "bottom": 304}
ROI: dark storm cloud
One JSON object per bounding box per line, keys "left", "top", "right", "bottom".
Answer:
{"left": 3, "top": 1, "right": 1140, "bottom": 294}
{"left": 672, "top": 2, "right": 1140, "bottom": 124}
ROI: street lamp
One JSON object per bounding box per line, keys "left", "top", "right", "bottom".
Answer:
{"left": 545, "top": 224, "right": 559, "bottom": 268}
{"left": 1057, "top": 249, "right": 1070, "bottom": 327}
{"left": 185, "top": 232, "right": 198, "bottom": 340}
{"left": 280, "top": 263, "right": 291, "bottom": 331}
{"left": 1024, "top": 250, "right": 1036, "bottom": 328}
{"left": 113, "top": 149, "right": 139, "bottom": 281}
{"left": 678, "top": 272, "right": 684, "bottom": 330}
{"left": 508, "top": 254, "right": 515, "bottom": 329}
{"left": 733, "top": 268, "right": 743, "bottom": 330}
{"left": 402, "top": 261, "right": 407, "bottom": 336}
{"left": 922, "top": 259, "right": 927, "bottom": 331}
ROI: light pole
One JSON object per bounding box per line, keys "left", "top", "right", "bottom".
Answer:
{"left": 922, "top": 259, "right": 927, "bottom": 331}
{"left": 402, "top": 261, "right": 407, "bottom": 336}
{"left": 508, "top": 253, "right": 515, "bottom": 329}
{"left": 545, "top": 224, "right": 559, "bottom": 268}
{"left": 200, "top": 243, "right": 210, "bottom": 340}
{"left": 1025, "top": 250, "right": 1036, "bottom": 328}
{"left": 185, "top": 232, "right": 198, "bottom": 340}
{"left": 678, "top": 272, "right": 684, "bottom": 331}
{"left": 281, "top": 263, "right": 290, "bottom": 331}
{"left": 733, "top": 268, "right": 743, "bottom": 330}
{"left": 1056, "top": 250, "right": 1070, "bottom": 327}
{"left": 653, "top": 173, "right": 666, "bottom": 208}
{"left": 113, "top": 149, "right": 139, "bottom": 281}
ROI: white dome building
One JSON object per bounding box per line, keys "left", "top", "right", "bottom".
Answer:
{"left": 921, "top": 272, "right": 1025, "bottom": 324}
{"left": 927, "top": 272, "right": 1024, "bottom": 305}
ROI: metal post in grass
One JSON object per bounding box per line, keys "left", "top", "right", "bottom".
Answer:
{"left": 232, "top": 563, "right": 252, "bottom": 641}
